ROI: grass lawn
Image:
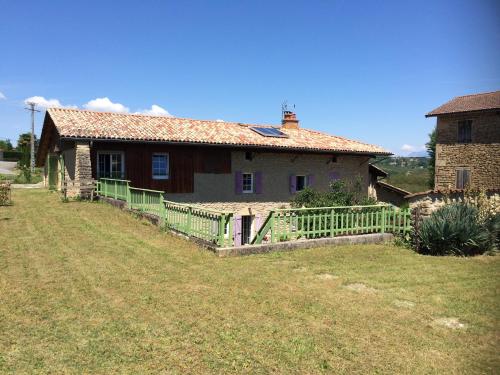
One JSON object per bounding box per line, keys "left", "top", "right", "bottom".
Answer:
{"left": 1, "top": 189, "right": 499, "bottom": 374}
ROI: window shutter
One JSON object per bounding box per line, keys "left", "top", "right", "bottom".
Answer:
{"left": 235, "top": 171, "right": 243, "bottom": 194}
{"left": 289, "top": 175, "right": 296, "bottom": 193}
{"left": 234, "top": 216, "right": 242, "bottom": 246}
{"left": 307, "top": 174, "right": 315, "bottom": 187}
{"left": 255, "top": 171, "right": 263, "bottom": 194}
{"left": 463, "top": 169, "right": 470, "bottom": 188}
{"left": 329, "top": 171, "right": 340, "bottom": 181}
{"left": 456, "top": 170, "right": 463, "bottom": 189}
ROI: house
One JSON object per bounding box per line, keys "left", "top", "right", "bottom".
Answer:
{"left": 368, "top": 164, "right": 410, "bottom": 206}
{"left": 426, "top": 90, "right": 500, "bottom": 190}
{"left": 36, "top": 108, "right": 390, "bottom": 244}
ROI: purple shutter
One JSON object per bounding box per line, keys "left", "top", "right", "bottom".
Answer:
{"left": 307, "top": 174, "right": 315, "bottom": 187}
{"left": 255, "top": 171, "right": 263, "bottom": 194}
{"left": 329, "top": 171, "right": 340, "bottom": 181}
{"left": 289, "top": 175, "right": 296, "bottom": 194}
{"left": 254, "top": 215, "right": 262, "bottom": 233}
{"left": 234, "top": 216, "right": 242, "bottom": 246}
{"left": 235, "top": 171, "right": 243, "bottom": 194}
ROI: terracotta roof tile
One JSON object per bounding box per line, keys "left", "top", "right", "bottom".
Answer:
{"left": 46, "top": 108, "right": 390, "bottom": 155}
{"left": 426, "top": 90, "right": 500, "bottom": 117}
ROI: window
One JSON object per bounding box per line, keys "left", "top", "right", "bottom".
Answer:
{"left": 242, "top": 173, "right": 253, "bottom": 193}
{"left": 458, "top": 120, "right": 472, "bottom": 143}
{"left": 456, "top": 168, "right": 470, "bottom": 189}
{"left": 296, "top": 175, "right": 307, "bottom": 191}
{"left": 152, "top": 153, "right": 169, "bottom": 179}
{"left": 241, "top": 215, "right": 253, "bottom": 245}
{"left": 97, "top": 152, "right": 124, "bottom": 178}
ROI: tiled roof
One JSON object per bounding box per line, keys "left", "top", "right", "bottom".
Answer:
{"left": 426, "top": 90, "right": 500, "bottom": 117}
{"left": 46, "top": 108, "right": 390, "bottom": 155}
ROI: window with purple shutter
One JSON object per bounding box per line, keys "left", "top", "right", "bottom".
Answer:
{"left": 235, "top": 171, "right": 243, "bottom": 194}
{"left": 307, "top": 174, "right": 315, "bottom": 187}
{"left": 289, "top": 174, "right": 296, "bottom": 193}
{"left": 329, "top": 171, "right": 340, "bottom": 181}
{"left": 255, "top": 171, "right": 263, "bottom": 194}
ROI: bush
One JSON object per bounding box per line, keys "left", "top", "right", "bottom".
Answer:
{"left": 415, "top": 203, "right": 499, "bottom": 256}
{"left": 0, "top": 182, "right": 11, "bottom": 205}
{"left": 291, "top": 177, "right": 376, "bottom": 208}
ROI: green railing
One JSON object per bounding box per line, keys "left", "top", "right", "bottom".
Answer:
{"left": 96, "top": 178, "right": 130, "bottom": 201}
{"left": 164, "top": 201, "right": 233, "bottom": 247}
{"left": 129, "top": 187, "right": 165, "bottom": 217}
{"left": 96, "top": 178, "right": 231, "bottom": 247}
{"left": 252, "top": 205, "right": 411, "bottom": 244}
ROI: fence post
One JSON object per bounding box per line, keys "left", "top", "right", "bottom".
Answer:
{"left": 126, "top": 182, "right": 131, "bottom": 208}
{"left": 218, "top": 213, "right": 225, "bottom": 247}
{"left": 159, "top": 194, "right": 166, "bottom": 227}
{"left": 381, "top": 206, "right": 386, "bottom": 233}
{"left": 270, "top": 211, "right": 276, "bottom": 243}
{"left": 330, "top": 208, "right": 335, "bottom": 237}
{"left": 114, "top": 181, "right": 117, "bottom": 200}
{"left": 187, "top": 206, "right": 192, "bottom": 236}
{"left": 228, "top": 214, "right": 233, "bottom": 247}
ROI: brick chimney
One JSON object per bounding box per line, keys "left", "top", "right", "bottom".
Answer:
{"left": 281, "top": 110, "right": 299, "bottom": 129}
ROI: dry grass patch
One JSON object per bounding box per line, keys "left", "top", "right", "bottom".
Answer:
{"left": 0, "top": 189, "right": 499, "bottom": 374}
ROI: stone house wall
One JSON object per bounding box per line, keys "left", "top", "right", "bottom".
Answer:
{"left": 434, "top": 112, "right": 500, "bottom": 190}
{"left": 167, "top": 150, "right": 371, "bottom": 215}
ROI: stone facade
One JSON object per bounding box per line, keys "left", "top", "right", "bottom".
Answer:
{"left": 168, "top": 151, "right": 370, "bottom": 206}
{"left": 434, "top": 112, "right": 500, "bottom": 190}
{"left": 408, "top": 190, "right": 500, "bottom": 218}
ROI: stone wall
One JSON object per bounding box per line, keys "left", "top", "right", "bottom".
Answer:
{"left": 67, "top": 141, "right": 92, "bottom": 197}
{"left": 434, "top": 112, "right": 500, "bottom": 190}
{"left": 168, "top": 151, "right": 371, "bottom": 203}
{"left": 408, "top": 190, "right": 500, "bottom": 218}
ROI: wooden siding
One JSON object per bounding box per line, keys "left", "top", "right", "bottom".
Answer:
{"left": 91, "top": 142, "right": 231, "bottom": 193}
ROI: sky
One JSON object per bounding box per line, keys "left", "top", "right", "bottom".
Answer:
{"left": 0, "top": 0, "right": 499, "bottom": 155}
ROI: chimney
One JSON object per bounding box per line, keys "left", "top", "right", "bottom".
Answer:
{"left": 281, "top": 110, "right": 299, "bottom": 129}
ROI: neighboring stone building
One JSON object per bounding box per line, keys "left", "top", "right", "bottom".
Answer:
{"left": 426, "top": 90, "right": 500, "bottom": 191}
{"left": 36, "top": 108, "right": 389, "bottom": 245}
{"left": 408, "top": 90, "right": 500, "bottom": 216}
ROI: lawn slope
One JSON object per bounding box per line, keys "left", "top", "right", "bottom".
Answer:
{"left": 0, "top": 189, "right": 498, "bottom": 374}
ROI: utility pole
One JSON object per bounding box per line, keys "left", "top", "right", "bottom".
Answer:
{"left": 24, "top": 102, "right": 40, "bottom": 172}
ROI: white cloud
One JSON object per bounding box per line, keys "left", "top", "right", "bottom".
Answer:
{"left": 137, "top": 104, "right": 172, "bottom": 117}
{"left": 83, "top": 97, "right": 129, "bottom": 113}
{"left": 401, "top": 144, "right": 416, "bottom": 152}
{"left": 215, "top": 119, "right": 224, "bottom": 122}
{"left": 24, "top": 96, "right": 76, "bottom": 109}
{"left": 0, "top": 91, "right": 6, "bottom": 100}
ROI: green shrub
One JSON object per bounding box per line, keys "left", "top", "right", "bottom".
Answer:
{"left": 415, "top": 203, "right": 498, "bottom": 256}
{"left": 291, "top": 177, "right": 376, "bottom": 208}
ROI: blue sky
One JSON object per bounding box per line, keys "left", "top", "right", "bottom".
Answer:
{"left": 1, "top": 0, "right": 499, "bottom": 154}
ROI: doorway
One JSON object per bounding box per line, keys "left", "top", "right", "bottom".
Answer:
{"left": 241, "top": 215, "right": 253, "bottom": 245}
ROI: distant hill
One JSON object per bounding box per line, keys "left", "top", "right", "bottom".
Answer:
{"left": 374, "top": 156, "right": 430, "bottom": 193}
{"left": 407, "top": 151, "right": 429, "bottom": 157}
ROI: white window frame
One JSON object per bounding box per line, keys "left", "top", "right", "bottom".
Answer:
{"left": 295, "top": 175, "right": 307, "bottom": 192}
{"left": 97, "top": 151, "right": 125, "bottom": 179}
{"left": 152, "top": 153, "right": 170, "bottom": 180}
{"left": 242, "top": 172, "right": 254, "bottom": 193}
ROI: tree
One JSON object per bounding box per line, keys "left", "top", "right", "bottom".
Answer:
{"left": 426, "top": 127, "right": 436, "bottom": 189}
{"left": 0, "top": 139, "right": 13, "bottom": 151}
{"left": 16, "top": 133, "right": 38, "bottom": 168}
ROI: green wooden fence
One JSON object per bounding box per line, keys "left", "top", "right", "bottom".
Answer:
{"left": 252, "top": 205, "right": 411, "bottom": 244}
{"left": 96, "top": 178, "right": 232, "bottom": 247}
{"left": 96, "top": 179, "right": 411, "bottom": 248}
{"left": 164, "top": 201, "right": 233, "bottom": 247}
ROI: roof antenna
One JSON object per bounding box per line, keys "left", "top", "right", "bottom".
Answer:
{"left": 281, "top": 101, "right": 296, "bottom": 117}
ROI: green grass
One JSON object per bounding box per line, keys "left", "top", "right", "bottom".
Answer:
{"left": 1, "top": 189, "right": 499, "bottom": 374}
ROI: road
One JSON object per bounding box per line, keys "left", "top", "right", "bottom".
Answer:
{"left": 0, "top": 161, "right": 17, "bottom": 175}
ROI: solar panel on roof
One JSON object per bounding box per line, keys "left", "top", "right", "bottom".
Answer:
{"left": 251, "top": 126, "right": 288, "bottom": 138}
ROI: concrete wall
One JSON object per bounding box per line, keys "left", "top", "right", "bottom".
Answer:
{"left": 434, "top": 112, "right": 500, "bottom": 190}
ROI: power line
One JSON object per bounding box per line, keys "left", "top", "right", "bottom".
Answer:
{"left": 24, "top": 102, "right": 40, "bottom": 172}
